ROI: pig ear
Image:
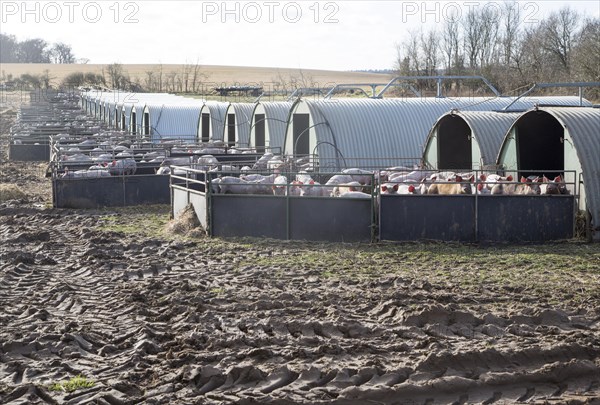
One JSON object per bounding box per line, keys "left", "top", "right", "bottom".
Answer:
{"left": 381, "top": 185, "right": 388, "bottom": 192}
{"left": 408, "top": 185, "right": 415, "bottom": 193}
{"left": 477, "top": 183, "right": 484, "bottom": 191}
{"left": 520, "top": 176, "right": 527, "bottom": 183}
{"left": 469, "top": 175, "right": 475, "bottom": 183}
{"left": 309, "top": 180, "right": 315, "bottom": 185}
{"left": 533, "top": 176, "right": 540, "bottom": 182}
{"left": 506, "top": 175, "right": 513, "bottom": 182}
{"left": 543, "top": 176, "right": 549, "bottom": 183}
{"left": 554, "top": 175, "right": 562, "bottom": 182}
{"left": 480, "top": 174, "right": 487, "bottom": 181}
{"left": 456, "top": 175, "right": 463, "bottom": 182}
{"left": 393, "top": 184, "right": 399, "bottom": 191}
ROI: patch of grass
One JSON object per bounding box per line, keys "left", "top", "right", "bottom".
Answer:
{"left": 96, "top": 205, "right": 171, "bottom": 238}
{"left": 48, "top": 375, "right": 95, "bottom": 393}
{"left": 233, "top": 241, "right": 600, "bottom": 307}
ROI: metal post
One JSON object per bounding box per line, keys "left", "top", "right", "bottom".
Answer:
{"left": 285, "top": 179, "right": 291, "bottom": 240}
{"left": 474, "top": 169, "right": 479, "bottom": 242}
{"left": 206, "top": 171, "right": 213, "bottom": 237}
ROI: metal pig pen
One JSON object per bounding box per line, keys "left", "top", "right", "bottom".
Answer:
{"left": 379, "top": 169, "right": 577, "bottom": 242}
{"left": 171, "top": 167, "right": 578, "bottom": 243}
{"left": 9, "top": 92, "right": 107, "bottom": 161}
{"left": 52, "top": 153, "right": 269, "bottom": 209}
{"left": 170, "top": 167, "right": 376, "bottom": 242}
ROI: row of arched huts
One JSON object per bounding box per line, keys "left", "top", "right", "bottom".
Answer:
{"left": 81, "top": 90, "right": 593, "bottom": 167}
{"left": 81, "top": 90, "right": 599, "bottom": 239}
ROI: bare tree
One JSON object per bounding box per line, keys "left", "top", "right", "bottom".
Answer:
{"left": 157, "top": 64, "right": 163, "bottom": 92}
{"left": 144, "top": 70, "right": 155, "bottom": 91}
{"left": 572, "top": 18, "right": 600, "bottom": 82}
{"left": 420, "top": 29, "right": 439, "bottom": 77}
{"left": 479, "top": 5, "right": 502, "bottom": 67}
{"left": 500, "top": 1, "right": 521, "bottom": 67}
{"left": 17, "top": 38, "right": 50, "bottom": 63}
{"left": 50, "top": 42, "right": 75, "bottom": 64}
{"left": 0, "top": 33, "right": 19, "bottom": 62}
{"left": 542, "top": 7, "right": 580, "bottom": 74}
{"left": 107, "top": 63, "right": 125, "bottom": 89}
{"left": 189, "top": 60, "right": 209, "bottom": 93}
{"left": 463, "top": 8, "right": 483, "bottom": 70}
{"left": 166, "top": 71, "right": 177, "bottom": 92}
{"left": 441, "top": 12, "right": 461, "bottom": 74}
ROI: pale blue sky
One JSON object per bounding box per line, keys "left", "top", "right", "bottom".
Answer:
{"left": 2, "top": 0, "right": 599, "bottom": 70}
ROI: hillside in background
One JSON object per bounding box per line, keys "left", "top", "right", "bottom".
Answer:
{"left": 0, "top": 63, "right": 392, "bottom": 94}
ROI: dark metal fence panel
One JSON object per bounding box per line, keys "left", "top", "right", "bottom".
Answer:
{"left": 9, "top": 144, "right": 50, "bottom": 161}
{"left": 379, "top": 195, "right": 476, "bottom": 241}
{"left": 289, "top": 198, "right": 373, "bottom": 242}
{"left": 123, "top": 175, "right": 170, "bottom": 206}
{"left": 54, "top": 175, "right": 170, "bottom": 208}
{"left": 210, "top": 195, "right": 288, "bottom": 239}
{"left": 54, "top": 177, "right": 125, "bottom": 208}
{"left": 477, "top": 195, "right": 575, "bottom": 241}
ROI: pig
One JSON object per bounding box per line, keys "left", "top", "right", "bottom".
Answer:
{"left": 299, "top": 180, "right": 328, "bottom": 197}
{"left": 427, "top": 175, "right": 473, "bottom": 195}
{"left": 541, "top": 175, "right": 570, "bottom": 195}
{"left": 380, "top": 183, "right": 399, "bottom": 195}
{"left": 272, "top": 176, "right": 289, "bottom": 196}
{"left": 342, "top": 168, "right": 374, "bottom": 185}
{"left": 339, "top": 191, "right": 371, "bottom": 199}
{"left": 507, "top": 176, "right": 541, "bottom": 195}
{"left": 333, "top": 181, "right": 363, "bottom": 197}
{"left": 389, "top": 170, "right": 435, "bottom": 183}
{"left": 108, "top": 158, "right": 137, "bottom": 176}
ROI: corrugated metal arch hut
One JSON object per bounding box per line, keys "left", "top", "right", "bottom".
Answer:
{"left": 197, "top": 102, "right": 229, "bottom": 143}
{"left": 121, "top": 102, "right": 136, "bottom": 133}
{"left": 223, "top": 103, "right": 255, "bottom": 147}
{"left": 142, "top": 102, "right": 204, "bottom": 142}
{"left": 497, "top": 107, "right": 600, "bottom": 240}
{"left": 249, "top": 101, "right": 292, "bottom": 153}
{"left": 423, "top": 111, "right": 521, "bottom": 170}
{"left": 283, "top": 97, "right": 591, "bottom": 171}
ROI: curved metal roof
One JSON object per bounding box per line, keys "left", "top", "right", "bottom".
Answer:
{"left": 424, "top": 111, "right": 521, "bottom": 167}
{"left": 142, "top": 102, "right": 204, "bottom": 141}
{"left": 250, "top": 101, "right": 293, "bottom": 150}
{"left": 200, "top": 101, "right": 229, "bottom": 141}
{"left": 284, "top": 96, "right": 591, "bottom": 170}
{"left": 503, "top": 107, "right": 599, "bottom": 240}
{"left": 228, "top": 103, "right": 255, "bottom": 147}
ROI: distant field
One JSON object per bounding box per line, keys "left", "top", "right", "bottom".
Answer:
{"left": 0, "top": 63, "right": 392, "bottom": 91}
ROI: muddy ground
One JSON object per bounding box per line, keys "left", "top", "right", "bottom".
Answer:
{"left": 1, "top": 94, "right": 599, "bottom": 404}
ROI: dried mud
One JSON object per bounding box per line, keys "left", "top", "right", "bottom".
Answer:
{"left": 1, "top": 95, "right": 599, "bottom": 404}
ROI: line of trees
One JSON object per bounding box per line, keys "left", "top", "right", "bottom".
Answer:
{"left": 394, "top": 4, "right": 600, "bottom": 96}
{"left": 0, "top": 33, "right": 78, "bottom": 64}
{"left": 59, "top": 62, "right": 211, "bottom": 93}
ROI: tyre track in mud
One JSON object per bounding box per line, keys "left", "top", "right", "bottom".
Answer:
{"left": 1, "top": 207, "right": 600, "bottom": 404}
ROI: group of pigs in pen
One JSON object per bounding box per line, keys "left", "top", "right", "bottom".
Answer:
{"left": 59, "top": 148, "right": 571, "bottom": 198}
{"left": 56, "top": 138, "right": 261, "bottom": 179}
{"left": 165, "top": 152, "right": 571, "bottom": 198}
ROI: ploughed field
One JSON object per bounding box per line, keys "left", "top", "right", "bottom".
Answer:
{"left": 1, "top": 98, "right": 600, "bottom": 404}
